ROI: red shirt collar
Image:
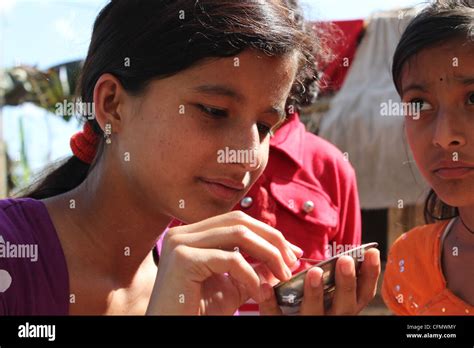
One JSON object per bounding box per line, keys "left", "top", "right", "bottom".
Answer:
{"left": 270, "top": 112, "right": 305, "bottom": 168}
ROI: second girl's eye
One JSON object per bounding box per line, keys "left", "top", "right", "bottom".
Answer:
{"left": 468, "top": 92, "right": 474, "bottom": 105}
{"left": 410, "top": 98, "right": 433, "bottom": 111}
{"left": 196, "top": 104, "right": 228, "bottom": 118}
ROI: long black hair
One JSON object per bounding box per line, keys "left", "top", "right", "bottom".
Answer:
{"left": 392, "top": 0, "right": 474, "bottom": 223}
{"left": 18, "top": 0, "right": 324, "bottom": 200}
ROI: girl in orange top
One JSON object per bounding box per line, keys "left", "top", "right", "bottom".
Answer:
{"left": 382, "top": 0, "right": 474, "bottom": 315}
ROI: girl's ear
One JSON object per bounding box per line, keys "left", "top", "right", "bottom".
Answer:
{"left": 92, "top": 73, "right": 125, "bottom": 135}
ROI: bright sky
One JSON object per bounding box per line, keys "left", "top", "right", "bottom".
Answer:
{"left": 0, "top": 0, "right": 424, "bottom": 173}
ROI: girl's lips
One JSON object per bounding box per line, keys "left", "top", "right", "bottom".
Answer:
{"left": 199, "top": 179, "right": 244, "bottom": 201}
{"left": 434, "top": 167, "right": 474, "bottom": 179}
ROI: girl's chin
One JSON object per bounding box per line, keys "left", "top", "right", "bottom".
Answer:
{"left": 173, "top": 205, "right": 237, "bottom": 224}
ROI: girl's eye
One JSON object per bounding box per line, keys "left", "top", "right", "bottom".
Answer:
{"left": 410, "top": 98, "right": 433, "bottom": 111}
{"left": 197, "top": 104, "right": 228, "bottom": 118}
{"left": 257, "top": 123, "right": 272, "bottom": 136}
{"left": 196, "top": 104, "right": 273, "bottom": 137}
{"left": 468, "top": 92, "right": 474, "bottom": 105}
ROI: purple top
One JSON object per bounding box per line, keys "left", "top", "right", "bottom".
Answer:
{"left": 0, "top": 198, "right": 69, "bottom": 315}
{"left": 0, "top": 197, "right": 164, "bottom": 315}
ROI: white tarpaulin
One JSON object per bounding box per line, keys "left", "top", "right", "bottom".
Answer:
{"left": 319, "top": 9, "right": 429, "bottom": 209}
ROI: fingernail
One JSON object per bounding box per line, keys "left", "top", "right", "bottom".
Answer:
{"left": 341, "top": 257, "right": 354, "bottom": 276}
{"left": 286, "top": 249, "right": 297, "bottom": 264}
{"left": 289, "top": 243, "right": 304, "bottom": 256}
{"left": 310, "top": 269, "right": 322, "bottom": 288}
{"left": 285, "top": 266, "right": 293, "bottom": 279}
{"left": 369, "top": 250, "right": 380, "bottom": 266}
{"left": 290, "top": 259, "right": 301, "bottom": 271}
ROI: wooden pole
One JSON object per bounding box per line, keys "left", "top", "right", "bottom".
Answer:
{"left": 387, "top": 205, "right": 425, "bottom": 249}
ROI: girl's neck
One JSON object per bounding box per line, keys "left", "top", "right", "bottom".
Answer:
{"left": 46, "top": 156, "right": 171, "bottom": 285}
{"left": 455, "top": 206, "right": 474, "bottom": 245}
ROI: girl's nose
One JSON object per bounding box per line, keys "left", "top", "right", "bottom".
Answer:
{"left": 432, "top": 109, "right": 467, "bottom": 149}
{"left": 228, "top": 125, "right": 265, "bottom": 171}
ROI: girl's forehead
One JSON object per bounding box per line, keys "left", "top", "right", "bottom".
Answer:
{"left": 401, "top": 39, "right": 474, "bottom": 85}
{"left": 168, "top": 49, "right": 299, "bottom": 89}
{"left": 413, "top": 38, "right": 473, "bottom": 62}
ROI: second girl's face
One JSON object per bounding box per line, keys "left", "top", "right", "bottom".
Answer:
{"left": 118, "top": 49, "right": 299, "bottom": 223}
{"left": 401, "top": 39, "right": 474, "bottom": 208}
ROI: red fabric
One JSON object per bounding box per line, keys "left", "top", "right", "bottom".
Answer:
{"left": 70, "top": 122, "right": 100, "bottom": 164}
{"left": 318, "top": 20, "right": 365, "bottom": 94}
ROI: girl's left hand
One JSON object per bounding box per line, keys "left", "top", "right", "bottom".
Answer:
{"left": 259, "top": 248, "right": 381, "bottom": 315}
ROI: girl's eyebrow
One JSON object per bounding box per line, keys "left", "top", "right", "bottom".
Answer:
{"left": 402, "top": 76, "right": 474, "bottom": 96}
{"left": 453, "top": 75, "right": 474, "bottom": 85}
{"left": 402, "top": 83, "right": 427, "bottom": 95}
{"left": 192, "top": 84, "right": 245, "bottom": 102}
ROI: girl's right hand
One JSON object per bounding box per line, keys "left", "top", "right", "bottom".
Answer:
{"left": 146, "top": 210, "right": 303, "bottom": 315}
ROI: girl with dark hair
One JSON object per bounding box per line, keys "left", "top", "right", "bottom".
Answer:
{"left": 0, "top": 0, "right": 380, "bottom": 315}
{"left": 383, "top": 0, "right": 474, "bottom": 315}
